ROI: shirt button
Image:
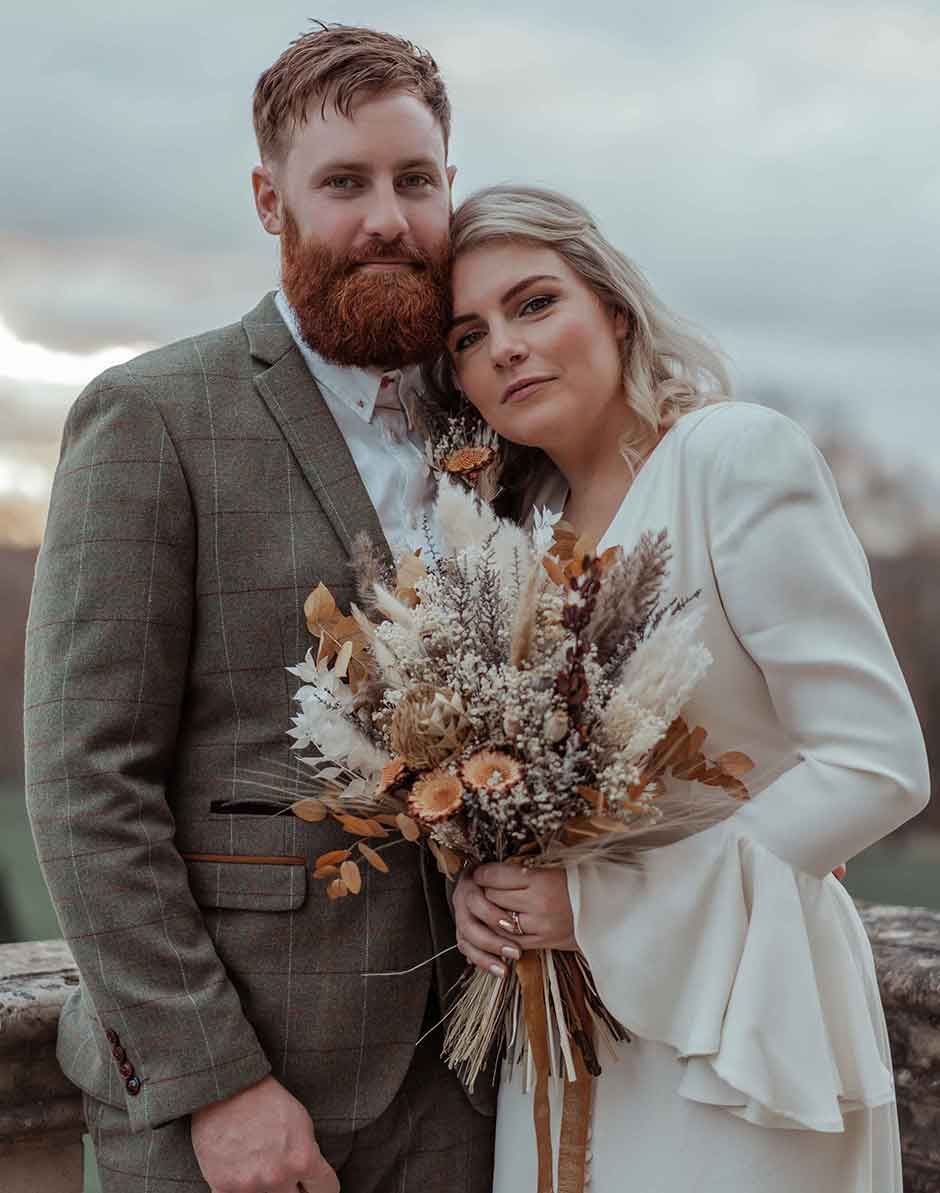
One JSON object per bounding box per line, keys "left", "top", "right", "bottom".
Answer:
{"left": 125, "top": 1075, "right": 142, "bottom": 1096}
{"left": 111, "top": 1045, "right": 126, "bottom": 1062}
{"left": 119, "top": 1061, "right": 135, "bottom": 1079}
{"left": 105, "top": 1029, "right": 119, "bottom": 1045}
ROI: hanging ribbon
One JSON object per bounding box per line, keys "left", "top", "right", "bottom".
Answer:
{"left": 518, "top": 950, "right": 595, "bottom": 1193}
{"left": 517, "top": 951, "right": 554, "bottom": 1193}
{"left": 557, "top": 1029, "right": 594, "bottom": 1193}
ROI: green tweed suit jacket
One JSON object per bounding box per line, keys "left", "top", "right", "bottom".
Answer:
{"left": 24, "top": 293, "right": 492, "bottom": 1132}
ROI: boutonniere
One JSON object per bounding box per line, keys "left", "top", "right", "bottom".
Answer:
{"left": 425, "top": 414, "right": 502, "bottom": 502}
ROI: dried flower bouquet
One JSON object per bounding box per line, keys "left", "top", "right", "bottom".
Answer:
{"left": 244, "top": 475, "right": 751, "bottom": 1191}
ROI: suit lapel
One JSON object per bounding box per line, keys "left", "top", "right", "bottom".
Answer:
{"left": 242, "top": 293, "right": 392, "bottom": 567}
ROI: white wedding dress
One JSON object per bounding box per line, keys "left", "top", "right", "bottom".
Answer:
{"left": 493, "top": 403, "right": 929, "bottom": 1192}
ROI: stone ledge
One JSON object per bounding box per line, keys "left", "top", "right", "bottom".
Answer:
{"left": 858, "top": 903, "right": 940, "bottom": 1190}
{"left": 1, "top": 911, "right": 939, "bottom": 1186}
{"left": 0, "top": 940, "right": 83, "bottom": 1190}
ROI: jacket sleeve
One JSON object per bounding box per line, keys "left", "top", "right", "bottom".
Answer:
{"left": 566, "top": 405, "right": 929, "bottom": 1132}
{"left": 24, "top": 369, "right": 272, "bottom": 1130}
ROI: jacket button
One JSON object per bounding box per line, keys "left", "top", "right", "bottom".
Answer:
{"left": 126, "top": 1076, "right": 142, "bottom": 1096}
{"left": 111, "top": 1045, "right": 126, "bottom": 1062}
{"left": 119, "top": 1061, "right": 135, "bottom": 1079}
{"left": 105, "top": 1029, "right": 119, "bottom": 1045}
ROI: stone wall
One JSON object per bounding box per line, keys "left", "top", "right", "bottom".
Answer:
{"left": 1, "top": 908, "right": 939, "bottom": 1191}
{"left": 859, "top": 904, "right": 940, "bottom": 1191}
{"left": 0, "top": 939, "right": 83, "bottom": 1193}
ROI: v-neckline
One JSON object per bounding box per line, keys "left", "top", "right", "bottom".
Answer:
{"left": 590, "top": 416, "right": 686, "bottom": 551}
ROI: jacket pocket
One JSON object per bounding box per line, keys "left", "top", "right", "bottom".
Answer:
{"left": 181, "top": 853, "right": 307, "bottom": 912}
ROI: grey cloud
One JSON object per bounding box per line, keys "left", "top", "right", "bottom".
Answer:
{"left": 0, "top": 0, "right": 938, "bottom": 461}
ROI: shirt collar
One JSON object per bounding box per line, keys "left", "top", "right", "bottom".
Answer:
{"left": 274, "top": 289, "right": 421, "bottom": 428}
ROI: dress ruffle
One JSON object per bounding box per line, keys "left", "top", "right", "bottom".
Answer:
{"left": 566, "top": 820, "right": 895, "bottom": 1132}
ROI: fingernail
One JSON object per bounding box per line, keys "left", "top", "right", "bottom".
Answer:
{"left": 501, "top": 945, "right": 521, "bottom": 961}
{"left": 498, "top": 919, "right": 514, "bottom": 933}
{"left": 489, "top": 963, "right": 506, "bottom": 979}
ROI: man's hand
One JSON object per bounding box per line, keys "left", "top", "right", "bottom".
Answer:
{"left": 454, "top": 864, "right": 577, "bottom": 976}
{"left": 191, "top": 1074, "right": 338, "bottom": 1193}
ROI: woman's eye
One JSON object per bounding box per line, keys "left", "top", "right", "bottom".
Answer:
{"left": 454, "top": 329, "right": 484, "bottom": 353}
{"left": 520, "top": 295, "right": 555, "bottom": 316}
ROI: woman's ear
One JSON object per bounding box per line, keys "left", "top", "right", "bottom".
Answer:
{"left": 612, "top": 306, "right": 630, "bottom": 339}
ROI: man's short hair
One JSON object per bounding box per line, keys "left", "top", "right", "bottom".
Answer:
{"left": 253, "top": 23, "right": 452, "bottom": 164}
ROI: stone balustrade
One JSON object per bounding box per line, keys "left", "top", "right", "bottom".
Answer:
{"left": 0, "top": 939, "right": 84, "bottom": 1192}
{"left": 1, "top": 904, "right": 939, "bottom": 1191}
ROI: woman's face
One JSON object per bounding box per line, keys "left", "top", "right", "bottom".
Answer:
{"left": 447, "top": 242, "right": 628, "bottom": 452}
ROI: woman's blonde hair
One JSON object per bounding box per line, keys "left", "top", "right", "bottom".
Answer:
{"left": 435, "top": 185, "right": 731, "bottom": 515}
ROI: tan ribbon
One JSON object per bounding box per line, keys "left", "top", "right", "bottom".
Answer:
{"left": 557, "top": 1030, "right": 594, "bottom": 1193}
{"left": 518, "top": 952, "right": 595, "bottom": 1193}
{"left": 517, "top": 951, "right": 554, "bottom": 1193}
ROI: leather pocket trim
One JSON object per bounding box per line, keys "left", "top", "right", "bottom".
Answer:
{"left": 181, "top": 852, "right": 306, "bottom": 867}
{"left": 182, "top": 853, "right": 308, "bottom": 912}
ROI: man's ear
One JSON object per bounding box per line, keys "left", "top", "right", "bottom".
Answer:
{"left": 251, "top": 164, "right": 285, "bottom": 236}
{"left": 447, "top": 163, "right": 458, "bottom": 196}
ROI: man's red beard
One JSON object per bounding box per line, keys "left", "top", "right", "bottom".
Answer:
{"left": 279, "top": 210, "right": 451, "bottom": 370}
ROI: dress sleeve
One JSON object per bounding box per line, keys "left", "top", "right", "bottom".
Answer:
{"left": 703, "top": 407, "right": 928, "bottom": 876}
{"left": 566, "top": 407, "right": 929, "bottom": 1132}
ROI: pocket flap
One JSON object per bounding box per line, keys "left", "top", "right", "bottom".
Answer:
{"left": 182, "top": 853, "right": 307, "bottom": 911}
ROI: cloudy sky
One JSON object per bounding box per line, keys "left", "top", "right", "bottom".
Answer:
{"left": 2, "top": 0, "right": 938, "bottom": 542}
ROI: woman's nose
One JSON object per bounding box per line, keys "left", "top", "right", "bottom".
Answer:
{"left": 489, "top": 330, "right": 529, "bottom": 369}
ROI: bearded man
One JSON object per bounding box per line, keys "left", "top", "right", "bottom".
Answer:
{"left": 24, "top": 25, "right": 495, "bottom": 1193}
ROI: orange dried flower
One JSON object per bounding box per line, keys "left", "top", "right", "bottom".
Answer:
{"left": 461, "top": 749, "right": 522, "bottom": 793}
{"left": 408, "top": 771, "right": 465, "bottom": 824}
{"left": 377, "top": 756, "right": 409, "bottom": 795}
{"left": 443, "top": 445, "right": 497, "bottom": 477}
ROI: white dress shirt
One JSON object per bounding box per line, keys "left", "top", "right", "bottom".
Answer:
{"left": 274, "top": 290, "right": 436, "bottom": 558}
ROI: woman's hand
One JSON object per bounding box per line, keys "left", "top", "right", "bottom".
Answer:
{"left": 454, "top": 863, "right": 577, "bottom": 977}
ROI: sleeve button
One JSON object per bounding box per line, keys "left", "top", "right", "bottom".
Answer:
{"left": 105, "top": 1029, "right": 119, "bottom": 1045}
{"left": 125, "top": 1075, "right": 142, "bottom": 1096}
{"left": 111, "top": 1045, "right": 126, "bottom": 1062}
{"left": 119, "top": 1062, "right": 135, "bottom": 1079}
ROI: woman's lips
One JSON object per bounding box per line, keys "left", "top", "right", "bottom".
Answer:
{"left": 502, "top": 376, "right": 556, "bottom": 404}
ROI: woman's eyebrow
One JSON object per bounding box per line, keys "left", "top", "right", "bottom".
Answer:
{"left": 448, "top": 274, "right": 561, "bottom": 333}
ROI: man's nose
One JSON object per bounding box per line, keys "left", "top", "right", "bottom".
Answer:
{"left": 361, "top": 184, "right": 410, "bottom": 241}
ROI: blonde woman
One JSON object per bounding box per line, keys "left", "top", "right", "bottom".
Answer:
{"left": 447, "top": 186, "right": 929, "bottom": 1192}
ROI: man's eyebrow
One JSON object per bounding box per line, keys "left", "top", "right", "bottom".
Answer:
{"left": 397, "top": 158, "right": 443, "bottom": 174}
{"left": 315, "top": 160, "right": 372, "bottom": 175}
{"left": 313, "top": 158, "right": 443, "bottom": 176}
{"left": 448, "top": 275, "right": 561, "bottom": 333}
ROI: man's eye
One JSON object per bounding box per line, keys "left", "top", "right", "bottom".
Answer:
{"left": 399, "top": 174, "right": 432, "bottom": 189}
{"left": 325, "top": 177, "right": 359, "bottom": 190}
{"left": 520, "top": 295, "right": 554, "bottom": 316}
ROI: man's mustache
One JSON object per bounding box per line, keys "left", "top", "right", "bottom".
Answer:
{"left": 347, "top": 241, "right": 428, "bottom": 268}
